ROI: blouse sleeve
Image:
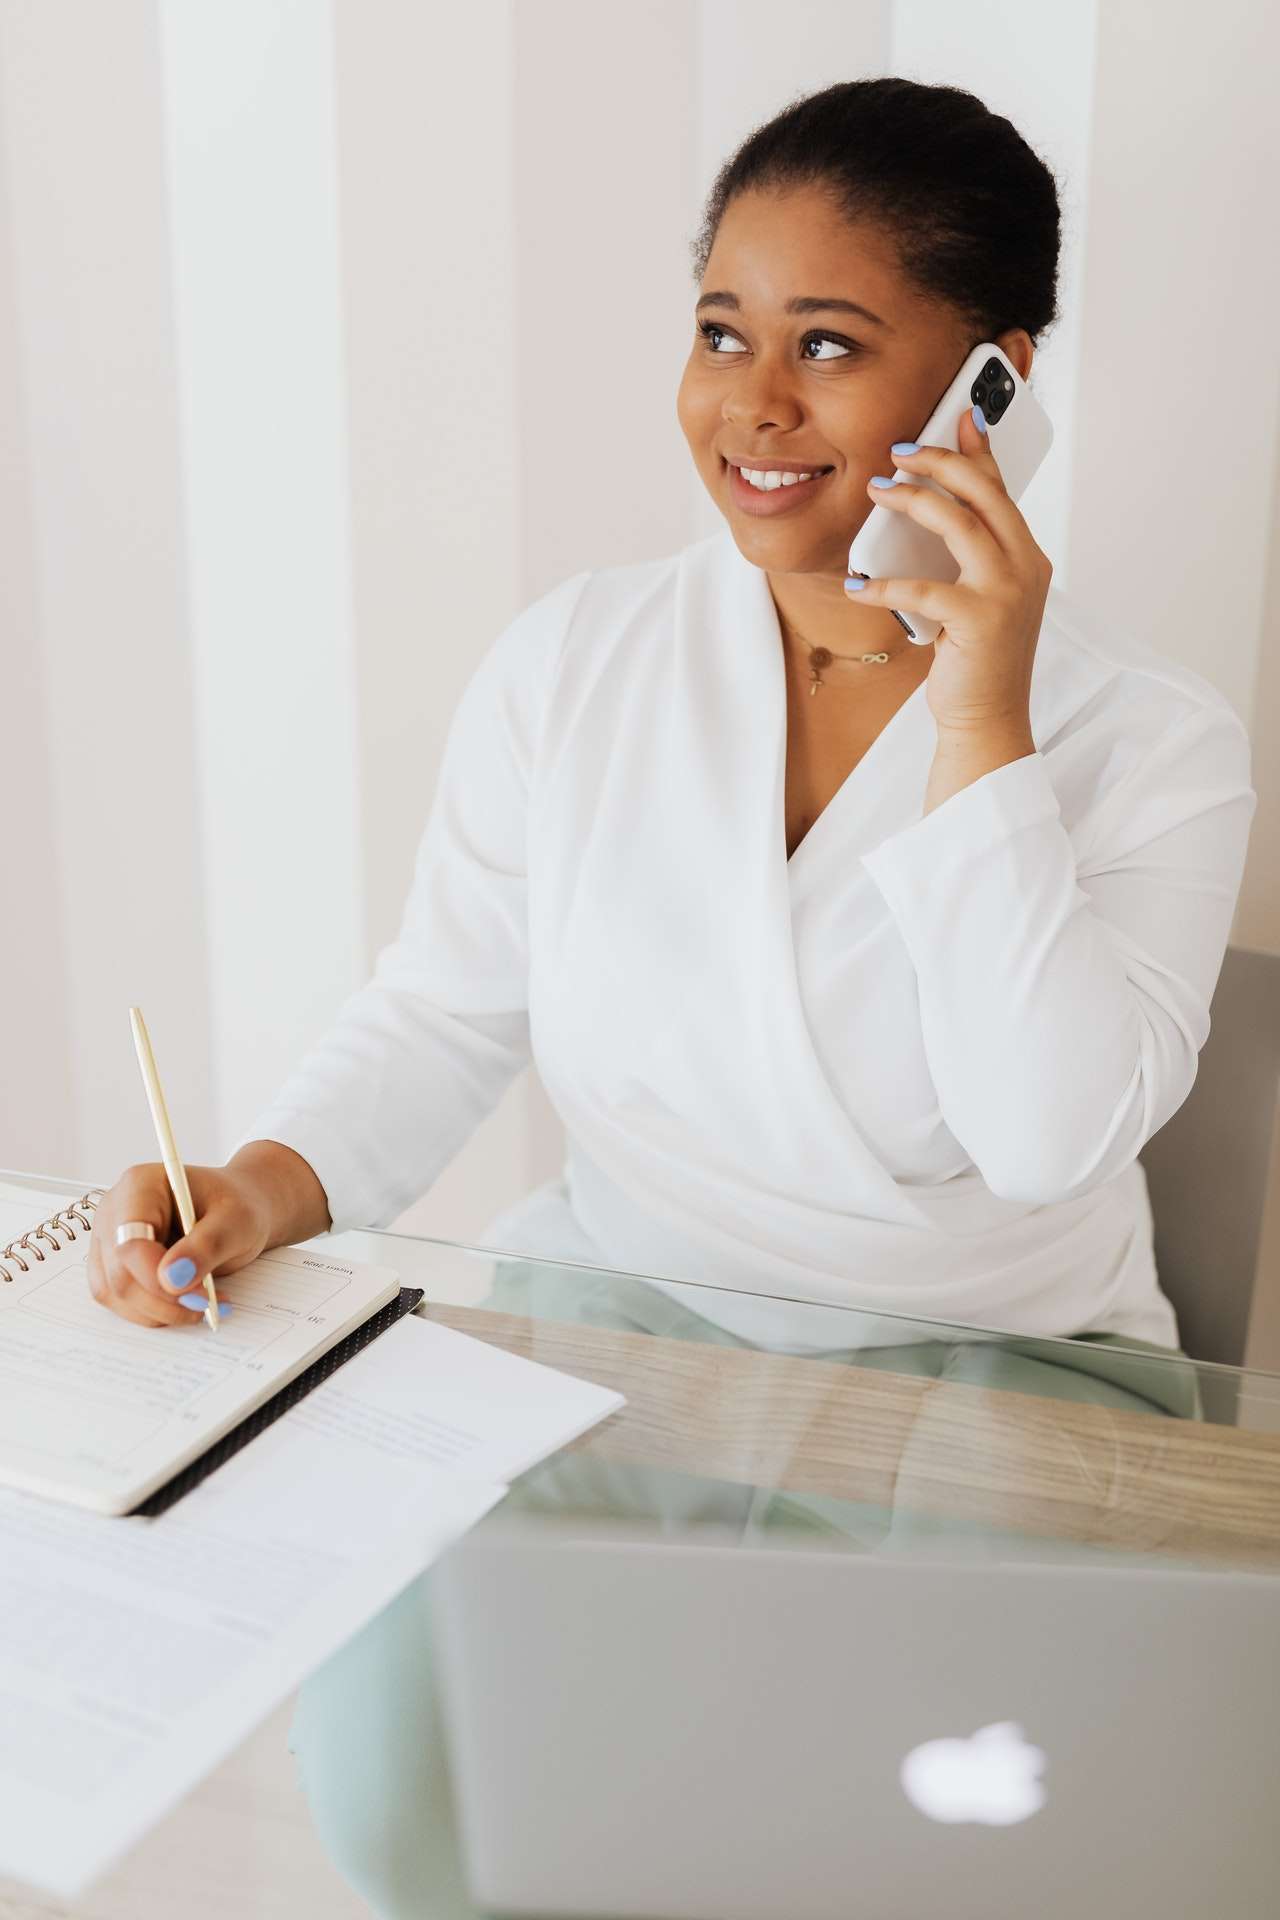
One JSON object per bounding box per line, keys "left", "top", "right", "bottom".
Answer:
{"left": 229, "top": 569, "right": 591, "bottom": 1233}
{"left": 858, "top": 704, "right": 1258, "bottom": 1206}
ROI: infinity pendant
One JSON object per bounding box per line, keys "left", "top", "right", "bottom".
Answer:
{"left": 808, "top": 649, "right": 892, "bottom": 692}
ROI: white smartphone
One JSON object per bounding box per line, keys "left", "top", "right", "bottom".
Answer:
{"left": 847, "top": 341, "right": 1054, "bottom": 646}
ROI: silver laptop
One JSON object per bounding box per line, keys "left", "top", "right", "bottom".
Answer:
{"left": 431, "top": 1517, "right": 1280, "bottom": 1919}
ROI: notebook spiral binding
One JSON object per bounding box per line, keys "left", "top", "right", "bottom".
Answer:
{"left": 0, "top": 1187, "right": 108, "bottom": 1283}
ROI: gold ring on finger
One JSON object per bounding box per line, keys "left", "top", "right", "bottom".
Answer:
{"left": 115, "top": 1220, "right": 158, "bottom": 1247}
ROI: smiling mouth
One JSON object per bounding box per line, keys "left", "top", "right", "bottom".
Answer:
{"left": 724, "top": 458, "right": 836, "bottom": 510}
{"left": 723, "top": 457, "right": 835, "bottom": 481}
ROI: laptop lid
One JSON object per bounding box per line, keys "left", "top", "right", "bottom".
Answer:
{"left": 432, "top": 1519, "right": 1280, "bottom": 1920}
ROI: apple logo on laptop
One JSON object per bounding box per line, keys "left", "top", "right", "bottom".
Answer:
{"left": 900, "top": 1721, "right": 1047, "bottom": 1825}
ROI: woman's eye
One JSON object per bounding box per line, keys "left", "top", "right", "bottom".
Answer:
{"left": 696, "top": 320, "right": 858, "bottom": 361}
{"left": 697, "top": 321, "right": 747, "bottom": 354}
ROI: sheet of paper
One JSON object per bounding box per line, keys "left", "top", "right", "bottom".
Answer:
{"left": 0, "top": 1316, "right": 506, "bottom": 1900}
{"left": 298, "top": 1311, "right": 627, "bottom": 1483}
{"left": 0, "top": 1214, "right": 401, "bottom": 1511}
{"left": 0, "top": 1310, "right": 625, "bottom": 1899}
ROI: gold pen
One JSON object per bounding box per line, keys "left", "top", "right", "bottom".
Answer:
{"left": 128, "top": 1005, "right": 220, "bottom": 1332}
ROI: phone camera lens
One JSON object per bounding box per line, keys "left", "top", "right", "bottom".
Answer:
{"left": 972, "top": 359, "right": 1014, "bottom": 424}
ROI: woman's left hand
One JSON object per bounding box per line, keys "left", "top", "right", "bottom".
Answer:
{"left": 847, "top": 404, "right": 1052, "bottom": 736}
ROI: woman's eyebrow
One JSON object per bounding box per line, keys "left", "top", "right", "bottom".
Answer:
{"left": 694, "top": 290, "right": 893, "bottom": 332}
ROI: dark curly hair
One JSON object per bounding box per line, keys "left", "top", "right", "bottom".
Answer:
{"left": 689, "top": 77, "right": 1063, "bottom": 351}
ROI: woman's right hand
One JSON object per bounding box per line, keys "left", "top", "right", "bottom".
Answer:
{"left": 85, "top": 1162, "right": 274, "bottom": 1329}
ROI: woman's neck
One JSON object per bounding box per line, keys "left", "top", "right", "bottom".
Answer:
{"left": 768, "top": 574, "right": 917, "bottom": 668}
{"left": 772, "top": 591, "right": 924, "bottom": 678}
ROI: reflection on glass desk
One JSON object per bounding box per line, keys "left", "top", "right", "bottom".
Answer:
{"left": 10, "top": 1166, "right": 1279, "bottom": 1576}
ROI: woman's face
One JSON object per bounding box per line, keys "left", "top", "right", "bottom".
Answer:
{"left": 677, "top": 187, "right": 1021, "bottom": 579}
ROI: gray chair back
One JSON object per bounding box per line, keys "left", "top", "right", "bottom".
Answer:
{"left": 1139, "top": 945, "right": 1280, "bottom": 1374}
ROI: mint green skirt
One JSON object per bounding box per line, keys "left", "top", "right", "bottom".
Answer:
{"left": 287, "top": 1259, "right": 1202, "bottom": 1919}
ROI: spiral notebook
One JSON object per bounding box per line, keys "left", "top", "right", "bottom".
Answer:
{"left": 0, "top": 1183, "right": 421, "bottom": 1517}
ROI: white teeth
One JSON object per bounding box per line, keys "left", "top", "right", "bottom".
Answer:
{"left": 740, "top": 466, "right": 822, "bottom": 491}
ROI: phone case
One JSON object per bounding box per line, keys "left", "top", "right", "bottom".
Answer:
{"left": 846, "top": 341, "right": 1054, "bottom": 645}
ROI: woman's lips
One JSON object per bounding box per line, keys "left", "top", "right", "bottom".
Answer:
{"left": 725, "top": 459, "right": 835, "bottom": 516}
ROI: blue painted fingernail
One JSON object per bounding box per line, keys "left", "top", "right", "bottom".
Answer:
{"left": 844, "top": 576, "right": 868, "bottom": 592}
{"left": 177, "top": 1292, "right": 233, "bottom": 1318}
{"left": 162, "top": 1256, "right": 197, "bottom": 1290}
{"left": 891, "top": 441, "right": 919, "bottom": 456}
{"left": 972, "top": 404, "right": 987, "bottom": 434}
{"left": 870, "top": 474, "right": 898, "bottom": 488}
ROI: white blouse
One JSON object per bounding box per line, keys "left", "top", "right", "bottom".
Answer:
{"left": 234, "top": 525, "right": 1257, "bottom": 1352}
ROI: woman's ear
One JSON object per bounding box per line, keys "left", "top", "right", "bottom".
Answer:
{"left": 996, "top": 329, "right": 1035, "bottom": 382}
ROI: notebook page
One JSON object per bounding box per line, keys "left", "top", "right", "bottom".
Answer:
{"left": 0, "top": 1222, "right": 401, "bottom": 1514}
{"left": 0, "top": 1315, "right": 508, "bottom": 1901}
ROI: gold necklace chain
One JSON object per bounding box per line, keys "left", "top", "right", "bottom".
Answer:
{"left": 804, "top": 642, "right": 892, "bottom": 694}
{"left": 778, "top": 609, "right": 907, "bottom": 695}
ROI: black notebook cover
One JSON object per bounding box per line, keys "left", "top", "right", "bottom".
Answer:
{"left": 131, "top": 1285, "right": 425, "bottom": 1518}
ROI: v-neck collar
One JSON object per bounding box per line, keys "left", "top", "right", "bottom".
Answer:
{"left": 780, "top": 663, "right": 933, "bottom": 889}
{"left": 709, "top": 528, "right": 938, "bottom": 909}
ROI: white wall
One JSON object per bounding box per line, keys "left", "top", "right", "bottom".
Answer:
{"left": 159, "top": 0, "right": 366, "bottom": 1166}
{"left": 2, "top": 1, "right": 1276, "bottom": 1256}
{"left": 0, "top": 0, "right": 214, "bottom": 1176}
{"left": 1070, "top": 0, "right": 1280, "bottom": 947}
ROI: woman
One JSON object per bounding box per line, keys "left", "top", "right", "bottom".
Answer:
{"left": 88, "top": 77, "right": 1254, "bottom": 1914}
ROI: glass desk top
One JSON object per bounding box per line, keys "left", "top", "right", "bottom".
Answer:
{"left": 5, "top": 1165, "right": 1280, "bottom": 1920}
{"left": 7, "top": 1166, "right": 1280, "bottom": 1577}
